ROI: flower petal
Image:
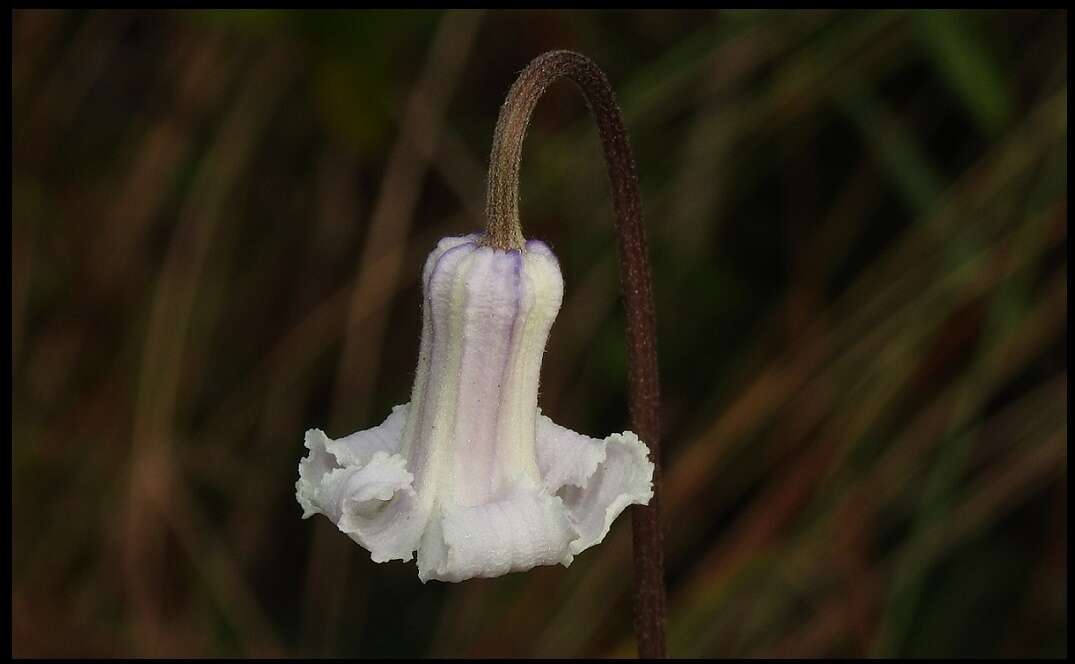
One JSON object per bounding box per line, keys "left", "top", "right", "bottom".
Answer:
{"left": 296, "top": 235, "right": 656, "bottom": 581}
{"left": 534, "top": 411, "right": 607, "bottom": 492}
{"left": 536, "top": 415, "right": 655, "bottom": 555}
{"left": 315, "top": 452, "right": 412, "bottom": 522}
{"left": 296, "top": 428, "right": 339, "bottom": 519}
{"left": 417, "top": 483, "right": 575, "bottom": 583}
{"left": 334, "top": 455, "right": 424, "bottom": 563}
{"left": 326, "top": 403, "right": 408, "bottom": 466}
{"left": 296, "top": 408, "right": 421, "bottom": 563}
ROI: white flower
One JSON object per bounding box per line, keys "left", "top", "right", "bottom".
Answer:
{"left": 296, "top": 234, "right": 654, "bottom": 582}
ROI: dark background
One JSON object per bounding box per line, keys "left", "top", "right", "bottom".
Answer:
{"left": 11, "top": 9, "right": 1067, "bottom": 657}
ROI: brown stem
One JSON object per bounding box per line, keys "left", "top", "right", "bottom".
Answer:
{"left": 484, "top": 50, "right": 666, "bottom": 658}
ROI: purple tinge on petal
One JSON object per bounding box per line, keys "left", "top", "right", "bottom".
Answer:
{"left": 402, "top": 239, "right": 477, "bottom": 488}
{"left": 296, "top": 234, "right": 653, "bottom": 582}
{"left": 451, "top": 247, "right": 527, "bottom": 507}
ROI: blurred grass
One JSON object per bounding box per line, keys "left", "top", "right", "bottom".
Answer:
{"left": 11, "top": 8, "right": 1067, "bottom": 658}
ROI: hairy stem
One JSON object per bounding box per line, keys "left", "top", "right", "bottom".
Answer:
{"left": 483, "top": 50, "right": 666, "bottom": 658}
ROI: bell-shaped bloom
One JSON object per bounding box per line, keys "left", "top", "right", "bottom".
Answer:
{"left": 296, "top": 234, "right": 654, "bottom": 582}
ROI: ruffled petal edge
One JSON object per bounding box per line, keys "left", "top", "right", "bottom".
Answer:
{"left": 296, "top": 410, "right": 423, "bottom": 563}
{"left": 535, "top": 416, "right": 655, "bottom": 556}
{"left": 297, "top": 406, "right": 655, "bottom": 581}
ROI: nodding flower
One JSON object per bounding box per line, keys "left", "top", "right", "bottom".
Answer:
{"left": 296, "top": 233, "right": 654, "bottom": 582}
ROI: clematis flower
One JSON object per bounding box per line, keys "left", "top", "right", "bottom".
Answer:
{"left": 296, "top": 233, "right": 654, "bottom": 582}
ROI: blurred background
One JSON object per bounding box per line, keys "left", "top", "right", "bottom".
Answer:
{"left": 11, "top": 9, "right": 1067, "bottom": 658}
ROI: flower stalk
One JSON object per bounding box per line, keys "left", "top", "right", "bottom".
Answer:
{"left": 483, "top": 49, "right": 667, "bottom": 659}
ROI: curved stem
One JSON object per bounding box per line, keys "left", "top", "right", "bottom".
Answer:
{"left": 484, "top": 50, "right": 666, "bottom": 658}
